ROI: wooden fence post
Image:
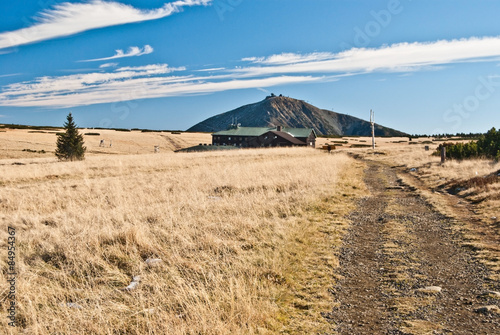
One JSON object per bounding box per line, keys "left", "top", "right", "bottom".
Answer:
{"left": 441, "top": 146, "right": 446, "bottom": 164}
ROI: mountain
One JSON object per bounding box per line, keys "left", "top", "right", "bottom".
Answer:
{"left": 187, "top": 95, "right": 408, "bottom": 136}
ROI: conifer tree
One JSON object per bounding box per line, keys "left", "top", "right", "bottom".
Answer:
{"left": 55, "top": 113, "right": 86, "bottom": 161}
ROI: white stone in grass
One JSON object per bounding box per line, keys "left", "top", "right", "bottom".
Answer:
{"left": 60, "top": 302, "right": 83, "bottom": 309}
{"left": 123, "top": 275, "right": 141, "bottom": 291}
{"left": 418, "top": 286, "right": 442, "bottom": 294}
{"left": 145, "top": 258, "right": 163, "bottom": 267}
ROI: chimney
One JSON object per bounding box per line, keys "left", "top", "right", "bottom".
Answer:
{"left": 276, "top": 126, "right": 282, "bottom": 132}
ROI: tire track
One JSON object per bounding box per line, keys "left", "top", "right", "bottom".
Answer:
{"left": 161, "top": 134, "right": 183, "bottom": 151}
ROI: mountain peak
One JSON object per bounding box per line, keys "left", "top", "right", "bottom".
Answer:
{"left": 187, "top": 96, "right": 407, "bottom": 136}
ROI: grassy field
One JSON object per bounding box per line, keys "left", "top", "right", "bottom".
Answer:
{"left": 0, "top": 126, "right": 435, "bottom": 160}
{"left": 1, "top": 127, "right": 499, "bottom": 333}
{"left": 0, "top": 147, "right": 365, "bottom": 334}
{"left": 0, "top": 128, "right": 211, "bottom": 159}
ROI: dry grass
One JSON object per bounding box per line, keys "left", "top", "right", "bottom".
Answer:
{"left": 400, "top": 320, "right": 443, "bottom": 335}
{"left": 317, "top": 136, "right": 436, "bottom": 151}
{"left": 411, "top": 157, "right": 499, "bottom": 223}
{"left": 0, "top": 148, "right": 364, "bottom": 334}
{"left": 2, "top": 130, "right": 420, "bottom": 160}
{"left": 0, "top": 129, "right": 211, "bottom": 159}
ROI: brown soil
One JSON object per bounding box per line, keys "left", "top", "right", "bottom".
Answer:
{"left": 325, "top": 161, "right": 500, "bottom": 334}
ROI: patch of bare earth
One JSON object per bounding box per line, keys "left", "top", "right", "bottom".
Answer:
{"left": 325, "top": 162, "right": 500, "bottom": 334}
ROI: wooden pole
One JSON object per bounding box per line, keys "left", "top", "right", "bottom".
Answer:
{"left": 370, "top": 110, "right": 375, "bottom": 149}
{"left": 441, "top": 146, "right": 446, "bottom": 164}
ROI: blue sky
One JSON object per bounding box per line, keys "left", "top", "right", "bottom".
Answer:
{"left": 1, "top": 0, "right": 500, "bottom": 134}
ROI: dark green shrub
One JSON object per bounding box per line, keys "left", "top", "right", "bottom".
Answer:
{"left": 434, "top": 127, "right": 500, "bottom": 161}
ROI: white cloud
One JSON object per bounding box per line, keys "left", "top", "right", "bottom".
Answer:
{"left": 3, "top": 36, "right": 500, "bottom": 108}
{"left": 99, "top": 63, "right": 118, "bottom": 69}
{"left": 116, "top": 64, "right": 185, "bottom": 73}
{"left": 0, "top": 0, "right": 212, "bottom": 50}
{"left": 82, "top": 45, "right": 154, "bottom": 62}
{"left": 0, "top": 63, "right": 318, "bottom": 108}
{"left": 1, "top": 64, "right": 182, "bottom": 100}
{"left": 196, "top": 67, "right": 226, "bottom": 72}
{"left": 238, "top": 36, "right": 500, "bottom": 77}
{"left": 243, "top": 52, "right": 336, "bottom": 65}
{"left": 0, "top": 73, "right": 21, "bottom": 78}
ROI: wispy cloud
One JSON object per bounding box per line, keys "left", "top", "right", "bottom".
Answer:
{"left": 196, "top": 67, "right": 226, "bottom": 72}
{"left": 99, "top": 63, "right": 118, "bottom": 69}
{"left": 237, "top": 36, "right": 500, "bottom": 77}
{"left": 256, "top": 87, "right": 271, "bottom": 94}
{"left": 0, "top": 0, "right": 212, "bottom": 50}
{"left": 243, "top": 52, "right": 335, "bottom": 65}
{"left": 2, "top": 36, "right": 500, "bottom": 108}
{"left": 1, "top": 64, "right": 185, "bottom": 102}
{"left": 0, "top": 63, "right": 317, "bottom": 108}
{"left": 0, "top": 73, "right": 22, "bottom": 78}
{"left": 82, "top": 45, "right": 153, "bottom": 62}
{"left": 115, "top": 64, "right": 184, "bottom": 73}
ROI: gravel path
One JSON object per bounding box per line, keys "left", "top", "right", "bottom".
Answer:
{"left": 325, "top": 162, "right": 500, "bottom": 334}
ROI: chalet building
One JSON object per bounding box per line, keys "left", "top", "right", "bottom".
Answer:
{"left": 212, "top": 125, "right": 316, "bottom": 148}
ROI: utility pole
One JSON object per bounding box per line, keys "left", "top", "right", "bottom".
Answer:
{"left": 370, "top": 109, "right": 375, "bottom": 149}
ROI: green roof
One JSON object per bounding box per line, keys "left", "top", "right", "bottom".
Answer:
{"left": 214, "top": 127, "right": 271, "bottom": 136}
{"left": 282, "top": 127, "right": 316, "bottom": 138}
{"left": 175, "top": 145, "right": 240, "bottom": 153}
{"left": 214, "top": 127, "right": 315, "bottom": 138}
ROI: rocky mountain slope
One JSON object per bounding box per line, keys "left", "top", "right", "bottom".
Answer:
{"left": 187, "top": 95, "right": 408, "bottom": 136}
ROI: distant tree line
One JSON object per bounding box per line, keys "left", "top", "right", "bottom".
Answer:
{"left": 410, "top": 132, "right": 484, "bottom": 140}
{"left": 435, "top": 127, "right": 500, "bottom": 161}
{"left": 0, "top": 124, "right": 60, "bottom": 130}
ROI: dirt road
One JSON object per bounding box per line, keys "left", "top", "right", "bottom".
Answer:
{"left": 326, "top": 162, "right": 500, "bottom": 334}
